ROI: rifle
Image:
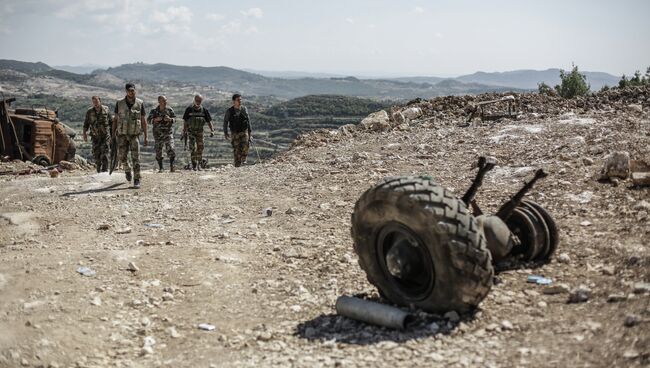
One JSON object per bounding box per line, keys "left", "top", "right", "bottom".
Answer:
{"left": 181, "top": 130, "right": 188, "bottom": 151}
{"left": 109, "top": 135, "right": 118, "bottom": 175}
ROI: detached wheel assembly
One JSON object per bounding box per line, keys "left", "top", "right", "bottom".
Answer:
{"left": 350, "top": 157, "right": 559, "bottom": 313}
{"left": 351, "top": 176, "right": 494, "bottom": 314}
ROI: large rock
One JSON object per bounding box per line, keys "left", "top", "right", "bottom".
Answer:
{"left": 600, "top": 151, "right": 630, "bottom": 180}
{"left": 402, "top": 107, "right": 423, "bottom": 120}
{"left": 391, "top": 111, "right": 405, "bottom": 124}
{"left": 359, "top": 110, "right": 390, "bottom": 132}
{"left": 338, "top": 124, "right": 357, "bottom": 136}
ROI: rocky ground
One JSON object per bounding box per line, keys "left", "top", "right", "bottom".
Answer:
{"left": 1, "top": 88, "right": 649, "bottom": 367}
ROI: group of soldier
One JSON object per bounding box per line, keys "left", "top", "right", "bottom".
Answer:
{"left": 83, "top": 83, "right": 252, "bottom": 189}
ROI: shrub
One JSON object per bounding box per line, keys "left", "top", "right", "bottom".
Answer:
{"left": 537, "top": 82, "right": 554, "bottom": 95}
{"left": 618, "top": 67, "right": 650, "bottom": 88}
{"left": 554, "top": 64, "right": 590, "bottom": 98}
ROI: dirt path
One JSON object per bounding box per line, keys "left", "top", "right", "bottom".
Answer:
{"left": 1, "top": 107, "right": 649, "bottom": 367}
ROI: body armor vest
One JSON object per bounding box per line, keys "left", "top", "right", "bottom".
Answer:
{"left": 116, "top": 98, "right": 143, "bottom": 136}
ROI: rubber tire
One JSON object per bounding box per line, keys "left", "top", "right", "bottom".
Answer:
{"left": 32, "top": 155, "right": 51, "bottom": 167}
{"left": 506, "top": 207, "right": 541, "bottom": 261}
{"left": 522, "top": 200, "right": 559, "bottom": 260}
{"left": 351, "top": 176, "right": 494, "bottom": 314}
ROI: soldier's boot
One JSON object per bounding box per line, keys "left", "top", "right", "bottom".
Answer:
{"left": 197, "top": 159, "right": 202, "bottom": 171}
{"left": 169, "top": 158, "right": 176, "bottom": 173}
{"left": 133, "top": 179, "right": 141, "bottom": 189}
{"left": 125, "top": 171, "right": 132, "bottom": 182}
{"left": 192, "top": 161, "right": 197, "bottom": 171}
{"left": 157, "top": 159, "right": 164, "bottom": 173}
{"left": 96, "top": 164, "right": 101, "bottom": 173}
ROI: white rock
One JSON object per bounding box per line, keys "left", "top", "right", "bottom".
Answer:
{"left": 568, "top": 285, "right": 591, "bottom": 303}
{"left": 633, "top": 282, "right": 650, "bottom": 294}
{"left": 633, "top": 200, "right": 650, "bottom": 211}
{"left": 167, "top": 326, "right": 181, "bottom": 338}
{"left": 402, "top": 107, "right": 423, "bottom": 120}
{"left": 557, "top": 253, "right": 571, "bottom": 264}
{"left": 443, "top": 311, "right": 460, "bottom": 322}
{"left": 607, "top": 293, "right": 626, "bottom": 302}
{"left": 90, "top": 296, "right": 102, "bottom": 306}
{"left": 566, "top": 191, "right": 593, "bottom": 204}
{"left": 127, "top": 262, "right": 139, "bottom": 272}
{"left": 501, "top": 320, "right": 514, "bottom": 330}
{"left": 198, "top": 323, "right": 216, "bottom": 331}
{"left": 600, "top": 151, "right": 630, "bottom": 180}
{"left": 116, "top": 227, "right": 132, "bottom": 234}
{"left": 391, "top": 111, "right": 405, "bottom": 124}
{"left": 627, "top": 104, "right": 643, "bottom": 113}
{"left": 359, "top": 110, "right": 390, "bottom": 132}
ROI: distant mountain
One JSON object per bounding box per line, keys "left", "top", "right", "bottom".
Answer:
{"left": 11, "top": 59, "right": 623, "bottom": 99}
{"left": 456, "top": 69, "right": 620, "bottom": 90}
{"left": 389, "top": 76, "right": 445, "bottom": 84}
{"left": 0, "top": 59, "right": 52, "bottom": 74}
{"left": 244, "top": 69, "right": 347, "bottom": 79}
{"left": 105, "top": 63, "right": 268, "bottom": 85}
{"left": 54, "top": 64, "right": 111, "bottom": 75}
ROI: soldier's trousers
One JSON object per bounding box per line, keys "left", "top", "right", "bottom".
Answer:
{"left": 188, "top": 132, "right": 204, "bottom": 164}
{"left": 231, "top": 132, "right": 249, "bottom": 167}
{"left": 91, "top": 135, "right": 109, "bottom": 172}
{"left": 117, "top": 134, "right": 141, "bottom": 180}
{"left": 154, "top": 133, "right": 175, "bottom": 161}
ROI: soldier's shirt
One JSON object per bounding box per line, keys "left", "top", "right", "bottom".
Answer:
{"left": 115, "top": 98, "right": 146, "bottom": 117}
{"left": 84, "top": 105, "right": 112, "bottom": 137}
{"left": 148, "top": 106, "right": 176, "bottom": 135}
{"left": 183, "top": 105, "right": 212, "bottom": 122}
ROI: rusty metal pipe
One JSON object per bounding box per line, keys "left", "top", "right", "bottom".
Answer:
{"left": 496, "top": 169, "right": 548, "bottom": 221}
{"left": 462, "top": 156, "right": 497, "bottom": 206}
{"left": 335, "top": 296, "right": 414, "bottom": 330}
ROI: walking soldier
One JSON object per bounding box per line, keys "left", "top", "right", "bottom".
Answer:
{"left": 112, "top": 83, "right": 148, "bottom": 188}
{"left": 182, "top": 94, "right": 214, "bottom": 171}
{"left": 148, "top": 95, "right": 176, "bottom": 172}
{"left": 83, "top": 96, "right": 112, "bottom": 173}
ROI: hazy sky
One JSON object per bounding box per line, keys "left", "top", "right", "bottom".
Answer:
{"left": 0, "top": 0, "right": 648, "bottom": 76}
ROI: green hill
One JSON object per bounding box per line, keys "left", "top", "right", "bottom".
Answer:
{"left": 264, "top": 94, "right": 390, "bottom": 118}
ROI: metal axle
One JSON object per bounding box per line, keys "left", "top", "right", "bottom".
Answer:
{"left": 335, "top": 296, "right": 414, "bottom": 330}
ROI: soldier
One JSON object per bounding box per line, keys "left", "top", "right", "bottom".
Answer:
{"left": 112, "top": 83, "right": 148, "bottom": 188}
{"left": 223, "top": 93, "right": 251, "bottom": 167}
{"left": 148, "top": 95, "right": 176, "bottom": 172}
{"left": 83, "top": 96, "right": 112, "bottom": 173}
{"left": 182, "top": 94, "right": 214, "bottom": 171}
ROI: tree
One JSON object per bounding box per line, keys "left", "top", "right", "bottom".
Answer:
{"left": 618, "top": 67, "right": 650, "bottom": 88}
{"left": 619, "top": 74, "right": 629, "bottom": 88}
{"left": 537, "top": 82, "right": 554, "bottom": 95}
{"left": 554, "top": 64, "right": 590, "bottom": 98}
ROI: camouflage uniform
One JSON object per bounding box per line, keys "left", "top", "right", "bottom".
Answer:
{"left": 224, "top": 106, "right": 251, "bottom": 167}
{"left": 115, "top": 97, "right": 145, "bottom": 181}
{"left": 183, "top": 105, "right": 212, "bottom": 169}
{"left": 147, "top": 106, "right": 176, "bottom": 171}
{"left": 83, "top": 105, "right": 112, "bottom": 172}
{"left": 231, "top": 132, "right": 250, "bottom": 167}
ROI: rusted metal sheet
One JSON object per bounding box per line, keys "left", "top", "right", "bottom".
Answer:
{"left": 32, "top": 120, "right": 54, "bottom": 163}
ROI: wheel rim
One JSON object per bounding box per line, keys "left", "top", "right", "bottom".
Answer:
{"left": 376, "top": 222, "right": 435, "bottom": 301}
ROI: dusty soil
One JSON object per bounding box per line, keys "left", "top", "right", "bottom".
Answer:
{"left": 1, "top": 94, "right": 649, "bottom": 367}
